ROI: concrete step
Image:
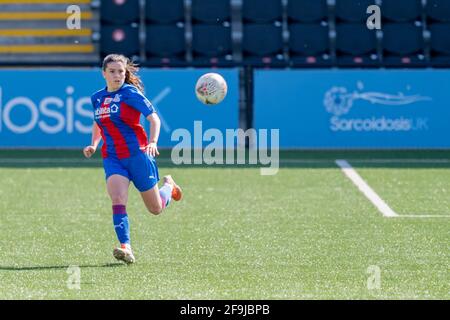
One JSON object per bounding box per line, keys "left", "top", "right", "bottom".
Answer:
{"left": 0, "top": 11, "right": 93, "bottom": 20}
{"left": 0, "top": 52, "right": 99, "bottom": 64}
{"left": 0, "top": 43, "right": 95, "bottom": 53}
{"left": 0, "top": 4, "right": 92, "bottom": 11}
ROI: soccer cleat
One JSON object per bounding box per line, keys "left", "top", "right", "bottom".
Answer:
{"left": 163, "top": 175, "right": 183, "bottom": 201}
{"left": 113, "top": 244, "right": 135, "bottom": 264}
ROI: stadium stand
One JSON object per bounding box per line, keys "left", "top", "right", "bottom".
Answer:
{"left": 381, "top": 0, "right": 423, "bottom": 23}
{"left": 3, "top": 0, "right": 450, "bottom": 68}
{"left": 286, "top": 0, "right": 330, "bottom": 67}
{"left": 145, "top": 24, "right": 187, "bottom": 67}
{"left": 100, "top": 0, "right": 139, "bottom": 25}
{"left": 100, "top": 24, "right": 139, "bottom": 58}
{"left": 191, "top": 0, "right": 233, "bottom": 67}
{"left": 145, "top": 0, "right": 185, "bottom": 24}
{"left": 334, "top": 0, "right": 380, "bottom": 67}
{"left": 287, "top": 0, "right": 328, "bottom": 23}
{"left": 426, "top": 0, "right": 450, "bottom": 22}
{"left": 192, "top": 24, "right": 233, "bottom": 67}
{"left": 242, "top": 23, "right": 285, "bottom": 68}
{"left": 382, "top": 22, "right": 426, "bottom": 67}
{"left": 0, "top": 0, "right": 99, "bottom": 65}
{"left": 429, "top": 22, "right": 450, "bottom": 67}
{"left": 242, "top": 0, "right": 282, "bottom": 24}
{"left": 191, "top": 0, "right": 231, "bottom": 24}
{"left": 241, "top": 0, "right": 285, "bottom": 67}
{"left": 144, "top": 0, "right": 187, "bottom": 67}
{"left": 288, "top": 23, "right": 331, "bottom": 67}
{"left": 336, "top": 23, "right": 379, "bottom": 67}
{"left": 100, "top": 0, "right": 140, "bottom": 61}
{"left": 335, "top": 0, "right": 377, "bottom": 23}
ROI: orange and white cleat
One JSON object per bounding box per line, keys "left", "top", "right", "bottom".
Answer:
{"left": 113, "top": 244, "right": 135, "bottom": 265}
{"left": 163, "top": 175, "right": 183, "bottom": 201}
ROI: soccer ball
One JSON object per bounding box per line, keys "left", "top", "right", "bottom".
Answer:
{"left": 195, "top": 73, "right": 228, "bottom": 105}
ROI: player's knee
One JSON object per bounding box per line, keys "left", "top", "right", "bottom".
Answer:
{"left": 111, "top": 193, "right": 127, "bottom": 205}
{"left": 148, "top": 205, "right": 163, "bottom": 215}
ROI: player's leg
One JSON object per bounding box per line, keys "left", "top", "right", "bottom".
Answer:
{"left": 140, "top": 175, "right": 183, "bottom": 215}
{"left": 106, "top": 174, "right": 131, "bottom": 245}
{"left": 128, "top": 152, "right": 182, "bottom": 215}
{"left": 140, "top": 184, "right": 164, "bottom": 215}
{"left": 103, "top": 155, "right": 135, "bottom": 264}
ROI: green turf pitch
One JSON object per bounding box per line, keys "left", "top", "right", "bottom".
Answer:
{"left": 0, "top": 150, "right": 448, "bottom": 299}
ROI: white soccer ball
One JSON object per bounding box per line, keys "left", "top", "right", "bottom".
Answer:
{"left": 195, "top": 73, "right": 228, "bottom": 105}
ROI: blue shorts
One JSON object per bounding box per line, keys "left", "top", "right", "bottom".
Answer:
{"left": 103, "top": 152, "right": 160, "bottom": 192}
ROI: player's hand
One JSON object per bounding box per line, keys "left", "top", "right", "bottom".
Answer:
{"left": 146, "top": 142, "right": 159, "bottom": 157}
{"left": 83, "top": 145, "right": 96, "bottom": 158}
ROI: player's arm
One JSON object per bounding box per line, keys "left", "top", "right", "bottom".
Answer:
{"left": 146, "top": 113, "right": 161, "bottom": 157}
{"left": 83, "top": 121, "right": 102, "bottom": 158}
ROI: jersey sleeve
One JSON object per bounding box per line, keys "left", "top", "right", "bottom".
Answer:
{"left": 124, "top": 86, "right": 155, "bottom": 117}
{"left": 90, "top": 95, "right": 96, "bottom": 109}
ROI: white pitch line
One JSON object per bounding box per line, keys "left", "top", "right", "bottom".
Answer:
{"left": 336, "top": 159, "right": 399, "bottom": 218}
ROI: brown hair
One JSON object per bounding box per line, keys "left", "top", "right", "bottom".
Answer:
{"left": 102, "top": 54, "right": 144, "bottom": 93}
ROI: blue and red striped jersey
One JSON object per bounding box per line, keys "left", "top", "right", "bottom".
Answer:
{"left": 91, "top": 83, "right": 155, "bottom": 159}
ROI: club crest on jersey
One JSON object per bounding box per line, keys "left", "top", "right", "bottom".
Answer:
{"left": 103, "top": 94, "right": 120, "bottom": 105}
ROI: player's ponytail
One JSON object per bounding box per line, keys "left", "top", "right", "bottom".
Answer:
{"left": 102, "top": 54, "right": 145, "bottom": 93}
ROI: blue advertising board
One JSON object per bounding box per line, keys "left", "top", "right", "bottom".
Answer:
{"left": 0, "top": 69, "right": 238, "bottom": 147}
{"left": 254, "top": 70, "right": 450, "bottom": 148}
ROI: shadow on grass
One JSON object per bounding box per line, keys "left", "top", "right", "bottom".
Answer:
{"left": 0, "top": 263, "right": 124, "bottom": 271}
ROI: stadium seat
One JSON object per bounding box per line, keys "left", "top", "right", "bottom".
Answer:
{"left": 426, "top": 0, "right": 450, "bottom": 22}
{"left": 382, "top": 0, "right": 422, "bottom": 22}
{"left": 429, "top": 23, "right": 450, "bottom": 67}
{"left": 335, "top": 0, "right": 376, "bottom": 23}
{"left": 100, "top": 0, "right": 140, "bottom": 25}
{"left": 100, "top": 25, "right": 139, "bottom": 57}
{"left": 242, "top": 0, "right": 282, "bottom": 23}
{"left": 146, "top": 0, "right": 185, "bottom": 24}
{"left": 145, "top": 24, "right": 186, "bottom": 67}
{"left": 288, "top": 23, "right": 331, "bottom": 67}
{"left": 191, "top": 0, "right": 231, "bottom": 24}
{"left": 192, "top": 24, "right": 233, "bottom": 67}
{"left": 382, "top": 23, "right": 426, "bottom": 67}
{"left": 242, "top": 23, "right": 285, "bottom": 67}
{"left": 287, "top": 0, "right": 328, "bottom": 23}
{"left": 335, "top": 23, "right": 379, "bottom": 67}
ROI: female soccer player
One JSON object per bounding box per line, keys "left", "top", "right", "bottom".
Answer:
{"left": 83, "top": 54, "right": 182, "bottom": 264}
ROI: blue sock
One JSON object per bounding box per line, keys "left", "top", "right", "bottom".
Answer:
{"left": 112, "top": 205, "right": 130, "bottom": 245}
{"left": 159, "top": 183, "right": 173, "bottom": 209}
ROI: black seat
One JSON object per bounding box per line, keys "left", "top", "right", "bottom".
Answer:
{"left": 287, "top": 0, "right": 328, "bottom": 23}
{"left": 426, "top": 0, "right": 450, "bottom": 22}
{"left": 382, "top": 0, "right": 422, "bottom": 22}
{"left": 242, "top": 23, "right": 285, "bottom": 67}
{"left": 336, "top": 23, "right": 379, "bottom": 67}
{"left": 192, "top": 24, "right": 233, "bottom": 67}
{"left": 101, "top": 25, "right": 140, "bottom": 57}
{"left": 100, "top": 0, "right": 140, "bottom": 24}
{"left": 429, "top": 23, "right": 450, "bottom": 67}
{"left": 145, "top": 25, "right": 186, "bottom": 67}
{"left": 335, "top": 0, "right": 376, "bottom": 23}
{"left": 288, "top": 23, "right": 331, "bottom": 67}
{"left": 146, "top": 0, "right": 185, "bottom": 24}
{"left": 242, "top": 0, "right": 282, "bottom": 23}
{"left": 192, "top": 0, "right": 231, "bottom": 24}
{"left": 382, "top": 23, "right": 426, "bottom": 67}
